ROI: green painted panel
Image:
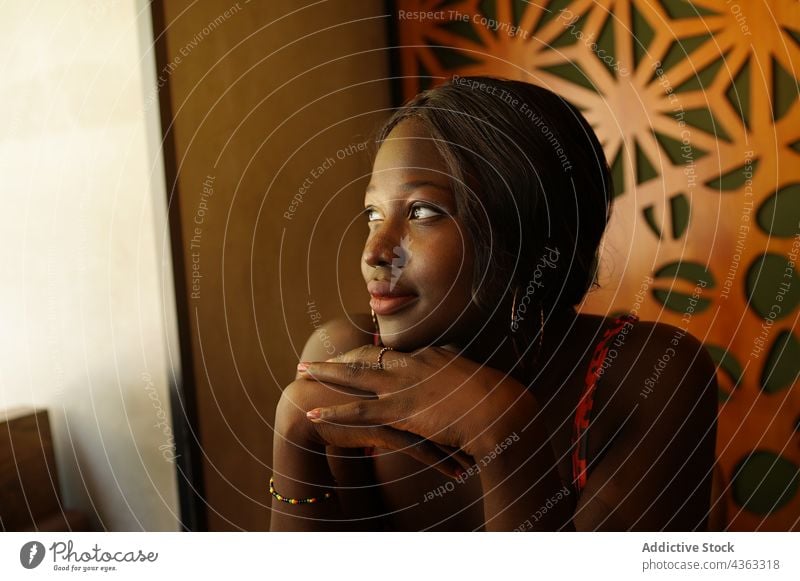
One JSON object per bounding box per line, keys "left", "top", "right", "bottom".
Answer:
{"left": 643, "top": 205, "right": 663, "bottom": 238}
{"left": 611, "top": 147, "right": 626, "bottom": 198}
{"left": 654, "top": 131, "right": 684, "bottom": 165}
{"left": 674, "top": 53, "right": 727, "bottom": 93}
{"left": 540, "top": 62, "right": 599, "bottom": 93}
{"left": 660, "top": 34, "right": 712, "bottom": 72}
{"left": 652, "top": 260, "right": 714, "bottom": 313}
{"left": 706, "top": 159, "right": 759, "bottom": 191}
{"left": 681, "top": 108, "right": 731, "bottom": 142}
{"left": 635, "top": 139, "right": 658, "bottom": 184}
{"left": 512, "top": 0, "right": 527, "bottom": 26}
{"left": 429, "top": 45, "right": 482, "bottom": 70}
{"left": 550, "top": 13, "right": 589, "bottom": 48}
{"left": 655, "top": 130, "right": 709, "bottom": 164}
{"left": 652, "top": 288, "right": 712, "bottom": 313}
{"left": 595, "top": 13, "right": 617, "bottom": 76}
{"left": 479, "top": 0, "right": 497, "bottom": 21}
{"left": 761, "top": 330, "right": 800, "bottom": 394}
{"left": 745, "top": 253, "right": 800, "bottom": 320}
{"left": 726, "top": 57, "right": 751, "bottom": 131}
{"left": 661, "top": 0, "right": 719, "bottom": 19}
{"left": 440, "top": 19, "right": 485, "bottom": 47}
{"left": 705, "top": 343, "right": 744, "bottom": 402}
{"left": 785, "top": 26, "right": 800, "bottom": 48}
{"left": 537, "top": 0, "right": 573, "bottom": 32}
{"left": 732, "top": 451, "right": 800, "bottom": 515}
{"left": 773, "top": 56, "right": 799, "bottom": 122}
{"left": 670, "top": 193, "right": 690, "bottom": 238}
{"left": 756, "top": 184, "right": 800, "bottom": 237}
{"left": 655, "top": 260, "right": 715, "bottom": 287}
{"left": 631, "top": 3, "right": 653, "bottom": 68}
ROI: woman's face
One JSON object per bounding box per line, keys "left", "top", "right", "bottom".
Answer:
{"left": 361, "top": 118, "right": 481, "bottom": 351}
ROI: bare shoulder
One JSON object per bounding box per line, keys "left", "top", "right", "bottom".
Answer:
{"left": 573, "top": 316, "right": 719, "bottom": 529}
{"left": 604, "top": 317, "right": 718, "bottom": 423}
{"left": 294, "top": 313, "right": 385, "bottom": 529}
{"left": 622, "top": 319, "right": 715, "bottom": 382}
{"left": 296, "top": 313, "right": 375, "bottom": 376}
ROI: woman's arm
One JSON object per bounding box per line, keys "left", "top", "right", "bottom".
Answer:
{"left": 286, "top": 316, "right": 387, "bottom": 531}
{"left": 572, "top": 323, "right": 718, "bottom": 531}
{"left": 271, "top": 315, "right": 383, "bottom": 531}
{"left": 299, "top": 346, "right": 577, "bottom": 530}
{"left": 470, "top": 389, "right": 575, "bottom": 531}
{"left": 270, "top": 392, "right": 346, "bottom": 531}
{"left": 475, "top": 323, "right": 717, "bottom": 531}
{"left": 301, "top": 324, "right": 718, "bottom": 531}
{"left": 271, "top": 379, "right": 464, "bottom": 530}
{"left": 271, "top": 316, "right": 463, "bottom": 530}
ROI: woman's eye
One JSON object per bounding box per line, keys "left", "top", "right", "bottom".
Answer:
{"left": 410, "top": 205, "right": 441, "bottom": 220}
{"left": 364, "top": 208, "right": 381, "bottom": 222}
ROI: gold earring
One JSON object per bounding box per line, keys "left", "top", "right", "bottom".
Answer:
{"left": 510, "top": 287, "right": 519, "bottom": 333}
{"left": 509, "top": 289, "right": 545, "bottom": 371}
{"left": 371, "top": 307, "right": 383, "bottom": 347}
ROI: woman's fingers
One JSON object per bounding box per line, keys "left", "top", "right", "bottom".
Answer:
{"left": 432, "top": 443, "right": 473, "bottom": 471}
{"left": 283, "top": 378, "right": 375, "bottom": 408}
{"left": 298, "top": 361, "right": 388, "bottom": 393}
{"left": 299, "top": 360, "right": 396, "bottom": 395}
{"left": 310, "top": 400, "right": 467, "bottom": 454}
{"left": 378, "top": 428, "right": 462, "bottom": 478}
{"left": 308, "top": 398, "right": 404, "bottom": 428}
{"left": 312, "top": 422, "right": 460, "bottom": 478}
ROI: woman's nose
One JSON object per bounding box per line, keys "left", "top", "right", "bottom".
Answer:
{"left": 362, "top": 231, "right": 397, "bottom": 268}
{"left": 363, "top": 221, "right": 408, "bottom": 269}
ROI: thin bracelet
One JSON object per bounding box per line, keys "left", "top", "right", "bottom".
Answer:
{"left": 269, "top": 476, "right": 333, "bottom": 505}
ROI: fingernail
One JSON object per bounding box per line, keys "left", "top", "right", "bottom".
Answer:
{"left": 297, "top": 362, "right": 309, "bottom": 372}
{"left": 306, "top": 408, "right": 321, "bottom": 420}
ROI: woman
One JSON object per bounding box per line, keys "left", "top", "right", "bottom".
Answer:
{"left": 269, "top": 76, "right": 718, "bottom": 531}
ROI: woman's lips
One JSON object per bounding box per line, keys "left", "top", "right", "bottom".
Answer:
{"left": 369, "top": 294, "right": 418, "bottom": 316}
{"left": 367, "top": 280, "right": 418, "bottom": 315}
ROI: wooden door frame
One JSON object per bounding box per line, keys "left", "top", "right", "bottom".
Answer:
{"left": 149, "top": 0, "right": 207, "bottom": 532}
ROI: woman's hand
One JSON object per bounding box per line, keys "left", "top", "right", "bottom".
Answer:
{"left": 292, "top": 347, "right": 573, "bottom": 531}
{"left": 276, "top": 378, "right": 465, "bottom": 477}
{"left": 297, "top": 345, "right": 535, "bottom": 458}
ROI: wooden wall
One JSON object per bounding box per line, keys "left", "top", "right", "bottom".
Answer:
{"left": 152, "top": 0, "right": 392, "bottom": 530}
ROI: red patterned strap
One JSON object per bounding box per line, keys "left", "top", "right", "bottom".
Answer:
{"left": 571, "top": 314, "right": 639, "bottom": 495}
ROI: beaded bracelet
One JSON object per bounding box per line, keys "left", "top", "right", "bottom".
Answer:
{"left": 269, "top": 476, "right": 333, "bottom": 505}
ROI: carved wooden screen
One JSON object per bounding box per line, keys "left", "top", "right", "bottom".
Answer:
{"left": 394, "top": 0, "right": 799, "bottom": 530}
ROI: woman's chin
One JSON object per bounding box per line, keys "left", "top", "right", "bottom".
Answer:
{"left": 378, "top": 334, "right": 419, "bottom": 352}
{"left": 378, "top": 313, "right": 472, "bottom": 352}
{"left": 377, "top": 324, "right": 433, "bottom": 351}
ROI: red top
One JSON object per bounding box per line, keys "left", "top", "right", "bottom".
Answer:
{"left": 368, "top": 313, "right": 639, "bottom": 496}
{"left": 571, "top": 313, "right": 638, "bottom": 495}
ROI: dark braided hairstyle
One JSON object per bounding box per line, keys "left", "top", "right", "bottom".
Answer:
{"left": 373, "top": 75, "right": 613, "bottom": 319}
